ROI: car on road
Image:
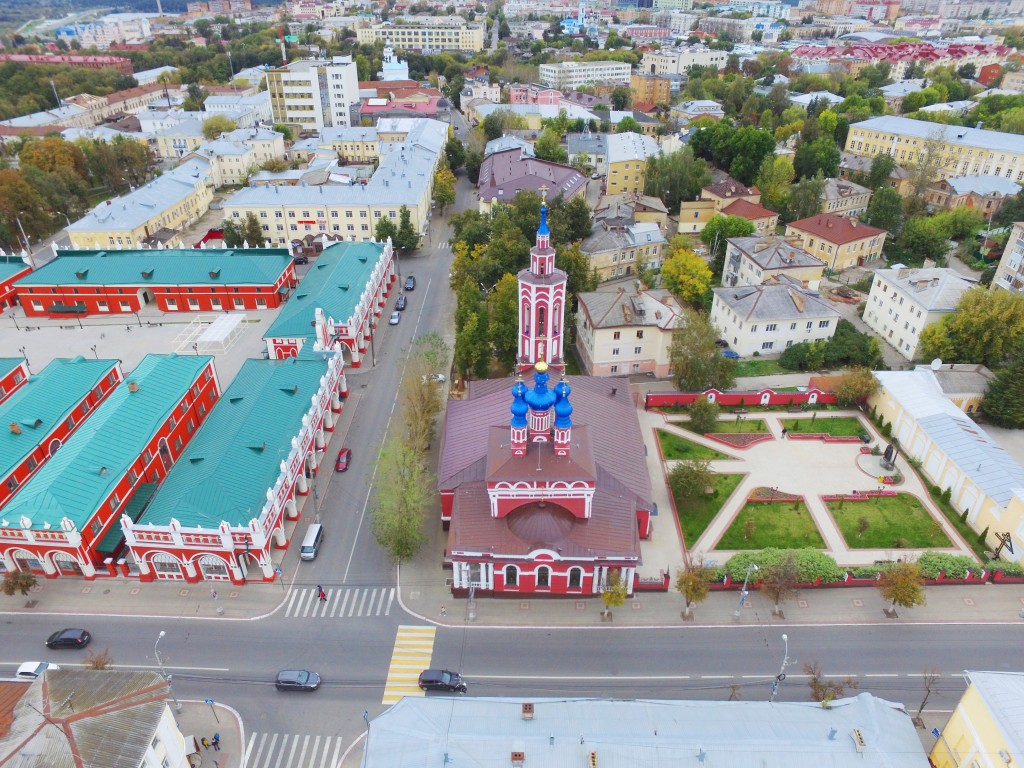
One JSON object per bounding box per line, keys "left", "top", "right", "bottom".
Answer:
{"left": 590, "top": 172, "right": 601, "bottom": 179}
{"left": 418, "top": 669, "right": 467, "bottom": 693}
{"left": 396, "top": 295, "right": 407, "bottom": 311}
{"left": 293, "top": 255, "right": 309, "bottom": 265}
{"left": 17, "top": 662, "right": 60, "bottom": 679}
{"left": 335, "top": 447, "right": 352, "bottom": 471}
{"left": 405, "top": 276, "right": 416, "bottom": 291}
{"left": 276, "top": 669, "right": 321, "bottom": 691}
{"left": 45, "top": 628, "right": 91, "bottom": 649}
{"left": 722, "top": 349, "right": 740, "bottom": 360}
{"left": 421, "top": 374, "right": 446, "bottom": 384}
{"left": 389, "top": 310, "right": 401, "bottom": 325}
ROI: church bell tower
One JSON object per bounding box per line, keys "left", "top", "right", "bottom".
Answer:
{"left": 517, "top": 187, "right": 567, "bottom": 374}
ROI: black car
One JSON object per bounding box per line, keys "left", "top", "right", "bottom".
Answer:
{"left": 418, "top": 669, "right": 467, "bottom": 693}
{"left": 404, "top": 276, "right": 416, "bottom": 291}
{"left": 293, "top": 255, "right": 309, "bottom": 265}
{"left": 276, "top": 669, "right": 321, "bottom": 691}
{"left": 396, "top": 295, "right": 407, "bottom": 311}
{"left": 46, "top": 628, "right": 91, "bottom": 649}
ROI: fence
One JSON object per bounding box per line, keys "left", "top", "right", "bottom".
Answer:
{"left": 645, "top": 388, "right": 838, "bottom": 410}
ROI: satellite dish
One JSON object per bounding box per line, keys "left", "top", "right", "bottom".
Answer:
{"left": 930, "top": 358, "right": 942, "bottom": 371}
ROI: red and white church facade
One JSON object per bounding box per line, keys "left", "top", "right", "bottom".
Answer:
{"left": 437, "top": 192, "right": 654, "bottom": 598}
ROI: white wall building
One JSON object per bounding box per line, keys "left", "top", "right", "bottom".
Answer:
{"left": 640, "top": 46, "right": 728, "bottom": 75}
{"left": 992, "top": 221, "right": 1024, "bottom": 294}
{"left": 863, "top": 267, "right": 977, "bottom": 360}
{"left": 266, "top": 56, "right": 360, "bottom": 130}
{"left": 205, "top": 92, "right": 273, "bottom": 124}
{"left": 538, "top": 60, "right": 633, "bottom": 89}
{"left": 711, "top": 284, "right": 840, "bottom": 357}
{"left": 576, "top": 288, "right": 682, "bottom": 377}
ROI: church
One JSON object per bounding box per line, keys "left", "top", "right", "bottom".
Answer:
{"left": 437, "top": 193, "right": 654, "bottom": 597}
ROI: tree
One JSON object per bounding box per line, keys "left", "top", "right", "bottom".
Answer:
{"left": 610, "top": 85, "right": 632, "bottom": 110}
{"left": 982, "top": 357, "right": 1024, "bottom": 428}
{"left": 444, "top": 136, "right": 465, "bottom": 170}
{"left": 898, "top": 216, "right": 950, "bottom": 263}
{"left": 488, "top": 273, "right": 520, "bottom": 372}
{"left": 375, "top": 215, "right": 398, "bottom": 243}
{"left": 833, "top": 367, "right": 880, "bottom": 406}
{"left": 786, "top": 174, "right": 825, "bottom": 221}
{"left": 803, "top": 659, "right": 859, "bottom": 704}
{"left": 433, "top": 166, "right": 456, "bottom": 213}
{"left": 182, "top": 83, "right": 208, "bottom": 111}
{"left": 403, "top": 332, "right": 450, "bottom": 451}
{"left": 676, "top": 554, "right": 714, "bottom": 618}
{"left": 84, "top": 647, "right": 115, "bottom": 670}
{"left": 548, "top": 196, "right": 593, "bottom": 245}
{"left": 877, "top": 561, "right": 926, "bottom": 614}
{"left": 202, "top": 114, "right": 237, "bottom": 139}
{"left": 755, "top": 155, "right": 795, "bottom": 213}
{"left": 222, "top": 219, "right": 242, "bottom": 248}
{"left": 908, "top": 131, "right": 946, "bottom": 198}
{"left": 1, "top": 571, "right": 37, "bottom": 596}
{"left": 867, "top": 153, "right": 896, "bottom": 191}
{"left": 669, "top": 458, "right": 713, "bottom": 499}
{"left": 957, "top": 63, "right": 977, "bottom": 80}
{"left": 760, "top": 551, "right": 799, "bottom": 615}
{"left": 700, "top": 215, "right": 756, "bottom": 282}
{"left": 465, "top": 147, "right": 484, "bottom": 184}
{"left": 865, "top": 186, "right": 903, "bottom": 234}
{"left": 19, "top": 137, "right": 87, "bottom": 180}
{"left": 371, "top": 437, "right": 430, "bottom": 561}
{"left": 726, "top": 126, "right": 776, "bottom": 186}
{"left": 687, "top": 396, "right": 721, "bottom": 434}
{"left": 395, "top": 205, "right": 419, "bottom": 250}
{"left": 481, "top": 108, "right": 526, "bottom": 140}
{"left": 240, "top": 212, "right": 265, "bottom": 247}
{"left": 273, "top": 123, "right": 293, "bottom": 141}
{"left": 793, "top": 136, "right": 840, "bottom": 180}
{"left": 533, "top": 127, "right": 568, "bottom": 163}
{"left": 617, "top": 116, "right": 643, "bottom": 134}
{"left": 600, "top": 568, "right": 629, "bottom": 618}
{"left": 644, "top": 146, "right": 712, "bottom": 212}
{"left": 660, "top": 239, "right": 712, "bottom": 307}
{"left": 669, "top": 307, "right": 737, "bottom": 391}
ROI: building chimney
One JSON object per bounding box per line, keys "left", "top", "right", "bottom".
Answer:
{"left": 522, "top": 703, "right": 535, "bottom": 720}
{"left": 511, "top": 752, "right": 525, "bottom": 767}
{"left": 9, "top": 422, "right": 21, "bottom": 435}
{"left": 127, "top": 381, "right": 139, "bottom": 393}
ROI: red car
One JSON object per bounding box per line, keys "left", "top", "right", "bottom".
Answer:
{"left": 335, "top": 448, "right": 352, "bottom": 471}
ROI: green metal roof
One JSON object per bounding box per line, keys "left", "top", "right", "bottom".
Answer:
{"left": 0, "top": 256, "right": 30, "bottom": 282}
{"left": 15, "top": 248, "right": 293, "bottom": 287}
{"left": 0, "top": 357, "right": 119, "bottom": 483}
{"left": 1, "top": 354, "right": 212, "bottom": 531}
{"left": 138, "top": 357, "right": 330, "bottom": 529}
{"left": 264, "top": 241, "right": 384, "bottom": 342}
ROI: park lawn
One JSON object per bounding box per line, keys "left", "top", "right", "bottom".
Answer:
{"left": 673, "top": 474, "right": 745, "bottom": 547}
{"left": 781, "top": 416, "right": 867, "bottom": 437}
{"left": 710, "top": 418, "right": 769, "bottom": 434}
{"left": 717, "top": 501, "right": 826, "bottom": 550}
{"left": 733, "top": 359, "right": 788, "bottom": 377}
{"left": 828, "top": 494, "right": 952, "bottom": 549}
{"left": 657, "top": 430, "right": 730, "bottom": 460}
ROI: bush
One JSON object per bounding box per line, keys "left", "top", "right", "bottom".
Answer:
{"left": 941, "top": 487, "right": 952, "bottom": 505}
{"left": 849, "top": 565, "right": 884, "bottom": 578}
{"left": 724, "top": 548, "right": 846, "bottom": 584}
{"left": 978, "top": 526, "right": 990, "bottom": 545}
{"left": 688, "top": 397, "right": 721, "bottom": 434}
{"left": 917, "top": 552, "right": 980, "bottom": 579}
{"left": 995, "top": 561, "right": 1024, "bottom": 576}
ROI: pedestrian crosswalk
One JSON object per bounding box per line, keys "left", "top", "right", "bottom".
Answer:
{"left": 243, "top": 732, "right": 344, "bottom": 768}
{"left": 283, "top": 587, "right": 395, "bottom": 619}
{"left": 381, "top": 625, "right": 436, "bottom": 705}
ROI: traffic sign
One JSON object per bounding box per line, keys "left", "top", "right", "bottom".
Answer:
{"left": 205, "top": 698, "right": 215, "bottom": 705}
{"left": 275, "top": 566, "right": 283, "bottom": 575}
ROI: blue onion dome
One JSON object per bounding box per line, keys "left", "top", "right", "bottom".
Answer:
{"left": 524, "top": 361, "right": 557, "bottom": 411}
{"left": 510, "top": 377, "right": 529, "bottom": 427}
{"left": 537, "top": 202, "right": 550, "bottom": 236}
{"left": 554, "top": 377, "right": 573, "bottom": 428}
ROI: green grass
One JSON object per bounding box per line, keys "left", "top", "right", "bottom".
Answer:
{"left": 680, "top": 418, "right": 769, "bottom": 434}
{"left": 673, "top": 474, "right": 745, "bottom": 547}
{"left": 657, "top": 430, "right": 730, "bottom": 460}
{"left": 828, "top": 494, "right": 953, "bottom": 549}
{"left": 781, "top": 416, "right": 867, "bottom": 437}
{"left": 718, "top": 501, "right": 826, "bottom": 550}
{"left": 733, "top": 359, "right": 788, "bottom": 377}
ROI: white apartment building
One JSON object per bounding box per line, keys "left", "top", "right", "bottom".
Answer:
{"left": 863, "top": 267, "right": 977, "bottom": 360}
{"left": 205, "top": 92, "right": 273, "bottom": 124}
{"left": 711, "top": 284, "right": 840, "bottom": 357}
{"left": 55, "top": 14, "right": 152, "bottom": 49}
{"left": 575, "top": 289, "right": 682, "bottom": 377}
{"left": 538, "top": 61, "right": 633, "bottom": 89}
{"left": 186, "top": 127, "right": 286, "bottom": 187}
{"left": 992, "top": 221, "right": 1024, "bottom": 294}
{"left": 266, "top": 56, "right": 360, "bottom": 130}
{"left": 355, "top": 21, "right": 485, "bottom": 52}
{"left": 640, "top": 47, "right": 728, "bottom": 76}
{"left": 653, "top": 0, "right": 694, "bottom": 9}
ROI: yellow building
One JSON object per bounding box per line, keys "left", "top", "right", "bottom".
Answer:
{"left": 845, "top": 116, "right": 1024, "bottom": 183}
{"left": 869, "top": 367, "right": 1021, "bottom": 558}
{"left": 606, "top": 132, "right": 661, "bottom": 196}
{"left": 784, "top": 213, "right": 887, "bottom": 271}
{"left": 66, "top": 157, "right": 213, "bottom": 249}
{"left": 319, "top": 126, "right": 380, "bottom": 162}
{"left": 356, "top": 22, "right": 485, "bottom": 52}
{"left": 630, "top": 74, "right": 673, "bottom": 106}
{"left": 931, "top": 671, "right": 1023, "bottom": 768}
{"left": 678, "top": 200, "right": 718, "bottom": 234}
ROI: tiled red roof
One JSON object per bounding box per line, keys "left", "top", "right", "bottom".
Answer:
{"left": 722, "top": 198, "right": 778, "bottom": 221}
{"left": 788, "top": 213, "right": 885, "bottom": 244}
{"left": 704, "top": 179, "right": 759, "bottom": 200}
{"left": 791, "top": 42, "right": 1010, "bottom": 63}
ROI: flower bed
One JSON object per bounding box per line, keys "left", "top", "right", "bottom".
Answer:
{"left": 748, "top": 487, "right": 801, "bottom": 502}
{"left": 705, "top": 432, "right": 775, "bottom": 449}
{"left": 788, "top": 433, "right": 865, "bottom": 443}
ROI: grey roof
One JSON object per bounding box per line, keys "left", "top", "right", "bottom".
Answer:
{"left": 915, "top": 363, "right": 994, "bottom": 396}
{"left": 485, "top": 133, "right": 535, "bottom": 158}
{"left": 567, "top": 132, "right": 608, "bottom": 156}
{"left": 872, "top": 268, "right": 976, "bottom": 312}
{"left": 822, "top": 177, "right": 871, "bottom": 200}
{"left": 879, "top": 79, "right": 927, "bottom": 97}
{"left": 478, "top": 148, "right": 586, "bottom": 204}
{"left": 874, "top": 369, "right": 1024, "bottom": 507}
{"left": 320, "top": 126, "right": 379, "bottom": 143}
{"left": 839, "top": 151, "right": 910, "bottom": 179}
{"left": 714, "top": 284, "right": 839, "bottom": 322}
{"left": 729, "top": 236, "right": 825, "bottom": 271}
{"left": 363, "top": 695, "right": 928, "bottom": 768}
{"left": 941, "top": 174, "right": 1022, "bottom": 196}
{"left": 475, "top": 102, "right": 597, "bottom": 121}
{"left": 606, "top": 132, "right": 660, "bottom": 165}
{"left": 789, "top": 90, "right": 844, "bottom": 106}
{"left": 964, "top": 671, "right": 1024, "bottom": 756}
{"left": 577, "top": 288, "right": 681, "bottom": 330}
{"left": 581, "top": 221, "right": 665, "bottom": 255}
{"left": 850, "top": 115, "right": 1024, "bottom": 155}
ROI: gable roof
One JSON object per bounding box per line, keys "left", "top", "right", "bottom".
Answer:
{"left": 577, "top": 288, "right": 681, "bottom": 330}
{"left": 787, "top": 213, "right": 886, "bottom": 244}
{"left": 721, "top": 198, "right": 778, "bottom": 221}
{"left": 872, "top": 267, "right": 976, "bottom": 312}
{"left": 964, "top": 671, "right": 1024, "bottom": 757}
{"left": 714, "top": 284, "right": 839, "bottom": 322}
{"left": 729, "top": 236, "right": 824, "bottom": 270}
{"left": 478, "top": 148, "right": 586, "bottom": 203}
{"left": 704, "top": 178, "right": 759, "bottom": 200}
{"left": 850, "top": 115, "right": 1024, "bottom": 155}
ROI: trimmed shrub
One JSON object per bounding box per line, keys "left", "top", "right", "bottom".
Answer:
{"left": 724, "top": 548, "right": 846, "bottom": 584}
{"left": 917, "top": 552, "right": 980, "bottom": 579}
{"left": 994, "top": 561, "right": 1024, "bottom": 576}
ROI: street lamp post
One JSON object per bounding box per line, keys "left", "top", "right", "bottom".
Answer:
{"left": 769, "top": 633, "right": 789, "bottom": 702}
{"left": 10, "top": 314, "right": 19, "bottom": 331}
{"left": 154, "top": 631, "right": 182, "bottom": 713}
{"left": 734, "top": 563, "right": 759, "bottom": 619}
{"left": 18, "top": 347, "right": 30, "bottom": 374}
{"left": 90, "top": 345, "right": 98, "bottom": 360}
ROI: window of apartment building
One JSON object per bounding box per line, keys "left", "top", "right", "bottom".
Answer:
{"left": 636, "top": 330, "right": 643, "bottom": 339}
{"left": 260, "top": 211, "right": 267, "bottom": 218}
{"left": 750, "top": 325, "right": 757, "bottom": 332}
{"left": 765, "top": 323, "right": 776, "bottom": 332}
{"left": 119, "top": 302, "right": 131, "bottom": 312}
{"left": 256, "top": 298, "right": 267, "bottom": 309}
{"left": 612, "top": 347, "right": 620, "bottom": 356}
{"left": 360, "top": 211, "right": 367, "bottom": 218}
{"left": 806, "top": 321, "right": 812, "bottom": 330}
{"left": 610, "top": 365, "right": 618, "bottom": 373}
{"left": 761, "top": 341, "right": 774, "bottom": 350}
{"left": 790, "top": 322, "right": 797, "bottom": 330}
{"left": 613, "top": 331, "right": 620, "bottom": 340}
{"left": 634, "top": 346, "right": 641, "bottom": 354}
{"left": 211, "top": 298, "right": 222, "bottom": 310}
{"left": 818, "top": 320, "right": 830, "bottom": 328}
{"left": 346, "top": 211, "right": 353, "bottom": 217}
{"left": 98, "top": 301, "right": 109, "bottom": 312}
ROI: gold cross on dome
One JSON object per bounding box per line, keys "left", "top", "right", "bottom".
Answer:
{"left": 538, "top": 184, "right": 549, "bottom": 203}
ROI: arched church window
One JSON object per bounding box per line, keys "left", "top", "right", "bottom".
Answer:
{"left": 505, "top": 565, "right": 519, "bottom": 586}
{"left": 537, "top": 566, "right": 550, "bottom": 588}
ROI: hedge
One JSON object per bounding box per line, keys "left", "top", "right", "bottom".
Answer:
{"left": 721, "top": 548, "right": 846, "bottom": 584}
{"left": 916, "top": 552, "right": 981, "bottom": 579}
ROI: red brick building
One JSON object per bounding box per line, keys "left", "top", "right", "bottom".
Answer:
{"left": 0, "top": 256, "right": 31, "bottom": 310}
{"left": 0, "top": 359, "right": 31, "bottom": 405}
{"left": 0, "top": 54, "right": 133, "bottom": 74}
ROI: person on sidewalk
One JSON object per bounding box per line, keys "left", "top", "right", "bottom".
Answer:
{"left": 212, "top": 733, "right": 221, "bottom": 751}
{"left": 201, "top": 738, "right": 211, "bottom": 750}
{"left": 317, "top": 585, "right": 327, "bottom": 601}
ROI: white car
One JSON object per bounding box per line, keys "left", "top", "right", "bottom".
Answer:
{"left": 17, "top": 661, "right": 60, "bottom": 679}
{"left": 421, "top": 374, "right": 447, "bottom": 384}
{"left": 389, "top": 311, "right": 401, "bottom": 325}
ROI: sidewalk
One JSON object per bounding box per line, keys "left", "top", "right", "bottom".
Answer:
{"left": 176, "top": 700, "right": 245, "bottom": 768}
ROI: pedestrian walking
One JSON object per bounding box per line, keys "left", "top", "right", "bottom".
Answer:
{"left": 201, "top": 738, "right": 211, "bottom": 750}
{"left": 212, "top": 733, "right": 221, "bottom": 751}
{"left": 781, "top": 427, "right": 788, "bottom": 439}
{"left": 440, "top": 604, "right": 447, "bottom": 617}
{"left": 318, "top": 585, "right": 327, "bottom": 601}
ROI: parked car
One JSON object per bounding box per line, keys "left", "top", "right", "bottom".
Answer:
{"left": 17, "top": 662, "right": 60, "bottom": 679}
{"left": 722, "top": 350, "right": 740, "bottom": 360}
{"left": 293, "top": 255, "right": 309, "bottom": 265}
{"left": 396, "top": 295, "right": 407, "bottom": 311}
{"left": 276, "top": 669, "right": 321, "bottom": 691}
{"left": 418, "top": 669, "right": 467, "bottom": 693}
{"left": 45, "top": 628, "right": 91, "bottom": 649}
{"left": 421, "top": 374, "right": 447, "bottom": 384}
{"left": 335, "top": 447, "right": 352, "bottom": 471}
{"left": 590, "top": 172, "right": 601, "bottom": 180}
{"left": 389, "top": 311, "right": 401, "bottom": 325}
{"left": 714, "top": 339, "right": 729, "bottom": 348}
{"left": 404, "top": 276, "right": 416, "bottom": 291}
